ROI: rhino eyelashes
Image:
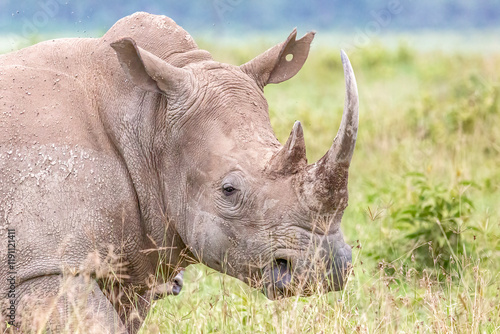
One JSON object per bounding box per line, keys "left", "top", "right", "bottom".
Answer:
{"left": 215, "top": 175, "right": 246, "bottom": 215}
{"left": 222, "top": 184, "right": 237, "bottom": 196}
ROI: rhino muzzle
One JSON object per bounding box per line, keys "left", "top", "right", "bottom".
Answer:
{"left": 263, "top": 245, "right": 352, "bottom": 299}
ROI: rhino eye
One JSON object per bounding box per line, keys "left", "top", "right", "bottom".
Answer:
{"left": 222, "top": 184, "right": 237, "bottom": 196}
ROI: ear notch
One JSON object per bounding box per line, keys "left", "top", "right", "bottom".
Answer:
{"left": 267, "top": 121, "right": 307, "bottom": 175}
{"left": 110, "top": 37, "right": 190, "bottom": 95}
{"left": 240, "top": 29, "right": 315, "bottom": 89}
{"left": 268, "top": 29, "right": 315, "bottom": 84}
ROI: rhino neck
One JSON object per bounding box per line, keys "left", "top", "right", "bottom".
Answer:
{"left": 86, "top": 84, "right": 190, "bottom": 269}
{"left": 84, "top": 13, "right": 218, "bottom": 271}
{"left": 93, "top": 75, "right": 193, "bottom": 271}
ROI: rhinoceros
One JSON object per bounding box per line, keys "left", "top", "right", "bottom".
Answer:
{"left": 0, "top": 12, "right": 358, "bottom": 333}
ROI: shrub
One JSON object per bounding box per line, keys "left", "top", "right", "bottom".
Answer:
{"left": 392, "top": 172, "right": 475, "bottom": 272}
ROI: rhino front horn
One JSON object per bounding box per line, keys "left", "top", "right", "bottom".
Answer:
{"left": 300, "top": 50, "right": 358, "bottom": 211}
{"left": 322, "top": 50, "right": 359, "bottom": 166}
{"left": 316, "top": 50, "right": 358, "bottom": 171}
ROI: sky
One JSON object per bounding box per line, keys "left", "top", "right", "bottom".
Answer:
{"left": 0, "top": 0, "right": 499, "bottom": 53}
{"left": 1, "top": 0, "right": 500, "bottom": 34}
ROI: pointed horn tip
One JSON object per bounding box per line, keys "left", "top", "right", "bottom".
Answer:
{"left": 340, "top": 49, "right": 357, "bottom": 89}
{"left": 292, "top": 120, "right": 303, "bottom": 135}
{"left": 340, "top": 50, "right": 350, "bottom": 66}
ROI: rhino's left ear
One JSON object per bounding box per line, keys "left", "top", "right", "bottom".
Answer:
{"left": 110, "top": 37, "right": 190, "bottom": 97}
{"left": 240, "top": 29, "right": 315, "bottom": 89}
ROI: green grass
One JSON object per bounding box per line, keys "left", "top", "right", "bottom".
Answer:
{"left": 140, "top": 41, "right": 500, "bottom": 333}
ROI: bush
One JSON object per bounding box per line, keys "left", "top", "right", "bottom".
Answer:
{"left": 392, "top": 172, "right": 475, "bottom": 272}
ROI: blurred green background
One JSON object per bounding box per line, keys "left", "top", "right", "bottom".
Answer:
{"left": 2, "top": 1, "right": 499, "bottom": 332}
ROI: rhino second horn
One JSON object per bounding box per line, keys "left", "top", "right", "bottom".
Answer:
{"left": 317, "top": 50, "right": 359, "bottom": 170}
{"left": 267, "top": 121, "right": 307, "bottom": 175}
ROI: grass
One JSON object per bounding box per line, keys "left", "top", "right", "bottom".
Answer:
{"left": 140, "top": 40, "right": 500, "bottom": 333}
{"left": 2, "top": 34, "right": 499, "bottom": 333}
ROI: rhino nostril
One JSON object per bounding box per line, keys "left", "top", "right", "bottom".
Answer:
{"left": 171, "top": 284, "right": 182, "bottom": 296}
{"left": 173, "top": 276, "right": 183, "bottom": 288}
{"left": 274, "top": 258, "right": 290, "bottom": 266}
{"left": 271, "top": 259, "right": 292, "bottom": 292}
{"left": 171, "top": 269, "right": 184, "bottom": 296}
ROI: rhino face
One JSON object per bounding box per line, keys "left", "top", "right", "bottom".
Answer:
{"left": 111, "top": 30, "right": 358, "bottom": 299}
{"left": 184, "top": 158, "right": 353, "bottom": 298}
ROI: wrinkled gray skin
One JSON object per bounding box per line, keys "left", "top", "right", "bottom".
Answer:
{"left": 0, "top": 12, "right": 358, "bottom": 333}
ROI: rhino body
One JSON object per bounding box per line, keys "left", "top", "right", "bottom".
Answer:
{"left": 0, "top": 12, "right": 357, "bottom": 333}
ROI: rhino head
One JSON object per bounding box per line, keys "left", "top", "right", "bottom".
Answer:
{"left": 110, "top": 29, "right": 358, "bottom": 299}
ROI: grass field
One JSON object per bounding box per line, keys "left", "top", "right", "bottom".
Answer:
{"left": 2, "top": 33, "right": 499, "bottom": 333}
{"left": 139, "top": 40, "right": 500, "bottom": 333}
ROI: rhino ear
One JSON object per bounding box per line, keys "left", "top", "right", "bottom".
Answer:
{"left": 240, "top": 29, "right": 315, "bottom": 89}
{"left": 110, "top": 37, "right": 190, "bottom": 96}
